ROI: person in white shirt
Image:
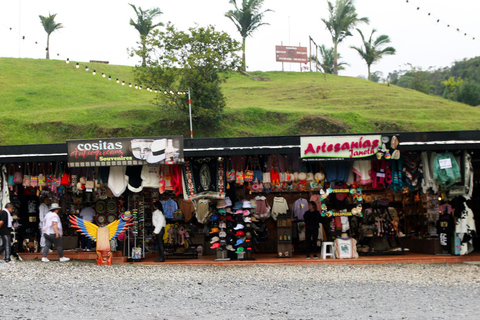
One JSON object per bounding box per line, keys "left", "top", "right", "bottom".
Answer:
{"left": 152, "top": 201, "right": 166, "bottom": 263}
{"left": 38, "top": 197, "right": 51, "bottom": 250}
{"left": 79, "top": 202, "right": 96, "bottom": 251}
{"left": 41, "top": 203, "right": 70, "bottom": 262}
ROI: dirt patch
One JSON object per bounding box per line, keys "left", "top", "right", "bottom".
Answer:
{"left": 284, "top": 115, "right": 351, "bottom": 135}
{"left": 370, "top": 120, "right": 406, "bottom": 132}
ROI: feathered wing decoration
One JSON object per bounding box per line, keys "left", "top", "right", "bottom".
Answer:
{"left": 106, "top": 218, "right": 133, "bottom": 240}
{"left": 69, "top": 215, "right": 99, "bottom": 241}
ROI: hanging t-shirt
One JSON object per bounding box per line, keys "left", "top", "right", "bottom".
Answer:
{"left": 108, "top": 166, "right": 128, "bottom": 197}
{"left": 141, "top": 165, "right": 160, "bottom": 188}
{"left": 293, "top": 198, "right": 309, "bottom": 220}
{"left": 126, "top": 166, "right": 143, "bottom": 193}
{"left": 162, "top": 199, "right": 178, "bottom": 219}
{"left": 309, "top": 194, "right": 322, "bottom": 211}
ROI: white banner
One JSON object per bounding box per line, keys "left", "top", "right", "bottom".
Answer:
{"left": 301, "top": 135, "right": 382, "bottom": 160}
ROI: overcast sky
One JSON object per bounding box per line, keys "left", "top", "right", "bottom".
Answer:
{"left": 1, "top": 0, "right": 479, "bottom": 79}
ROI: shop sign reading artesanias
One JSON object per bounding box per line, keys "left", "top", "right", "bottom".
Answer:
{"left": 67, "top": 136, "right": 184, "bottom": 167}
{"left": 301, "top": 135, "right": 382, "bottom": 161}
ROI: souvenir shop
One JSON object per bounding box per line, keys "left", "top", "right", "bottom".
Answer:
{"left": 0, "top": 130, "right": 478, "bottom": 261}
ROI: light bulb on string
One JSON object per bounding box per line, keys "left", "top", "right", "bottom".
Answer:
{"left": 139, "top": 85, "right": 142, "bottom": 90}
{"left": 66, "top": 58, "right": 70, "bottom": 64}
{"left": 57, "top": 53, "right": 59, "bottom": 57}
{"left": 85, "top": 66, "right": 89, "bottom": 71}
{"left": 135, "top": 85, "right": 138, "bottom": 89}
{"left": 102, "top": 73, "right": 105, "bottom": 78}
{"left": 116, "top": 78, "right": 119, "bottom": 83}
{"left": 129, "top": 83, "right": 132, "bottom": 87}
{"left": 76, "top": 63, "right": 79, "bottom": 68}
{"left": 122, "top": 81, "right": 125, "bottom": 86}
{"left": 92, "top": 70, "right": 96, "bottom": 75}
{"left": 108, "top": 76, "right": 111, "bottom": 80}
{"left": 45, "top": 47, "right": 48, "bottom": 52}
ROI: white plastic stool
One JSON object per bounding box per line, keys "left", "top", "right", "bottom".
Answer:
{"left": 321, "top": 241, "right": 335, "bottom": 259}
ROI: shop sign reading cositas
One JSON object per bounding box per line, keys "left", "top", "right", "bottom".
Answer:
{"left": 301, "top": 135, "right": 382, "bottom": 161}
{"left": 67, "top": 136, "right": 184, "bottom": 167}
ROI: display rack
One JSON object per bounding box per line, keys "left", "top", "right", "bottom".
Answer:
{"left": 127, "top": 195, "right": 145, "bottom": 262}
{"left": 277, "top": 214, "right": 292, "bottom": 258}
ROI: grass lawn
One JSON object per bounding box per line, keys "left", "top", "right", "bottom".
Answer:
{"left": 0, "top": 58, "right": 479, "bottom": 144}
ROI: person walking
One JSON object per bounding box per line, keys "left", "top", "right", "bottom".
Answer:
{"left": 38, "top": 197, "right": 50, "bottom": 251}
{"left": 79, "top": 202, "right": 96, "bottom": 251}
{"left": 41, "top": 203, "right": 70, "bottom": 262}
{"left": 0, "top": 203, "right": 15, "bottom": 264}
{"left": 304, "top": 201, "right": 321, "bottom": 259}
{"left": 152, "top": 201, "right": 166, "bottom": 263}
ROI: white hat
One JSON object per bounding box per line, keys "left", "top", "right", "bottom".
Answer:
{"left": 242, "top": 201, "right": 252, "bottom": 209}
{"left": 298, "top": 172, "right": 307, "bottom": 181}
{"left": 233, "top": 224, "right": 244, "bottom": 230}
{"left": 50, "top": 203, "right": 61, "bottom": 210}
{"left": 146, "top": 139, "right": 167, "bottom": 164}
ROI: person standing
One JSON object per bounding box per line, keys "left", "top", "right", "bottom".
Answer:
{"left": 38, "top": 197, "right": 50, "bottom": 251}
{"left": 152, "top": 201, "right": 166, "bottom": 263}
{"left": 0, "top": 203, "right": 15, "bottom": 264}
{"left": 304, "top": 201, "right": 321, "bottom": 259}
{"left": 79, "top": 202, "right": 96, "bottom": 251}
{"left": 41, "top": 203, "right": 70, "bottom": 262}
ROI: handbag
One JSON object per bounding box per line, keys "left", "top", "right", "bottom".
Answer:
{"left": 30, "top": 163, "right": 38, "bottom": 187}
{"left": 244, "top": 157, "right": 254, "bottom": 182}
{"left": 236, "top": 170, "right": 244, "bottom": 185}
{"left": 226, "top": 158, "right": 236, "bottom": 182}
{"left": 22, "top": 164, "right": 31, "bottom": 187}
{"left": 61, "top": 164, "right": 71, "bottom": 187}
{"left": 38, "top": 163, "right": 46, "bottom": 187}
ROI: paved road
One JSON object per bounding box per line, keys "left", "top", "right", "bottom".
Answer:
{"left": 1, "top": 261, "right": 479, "bottom": 319}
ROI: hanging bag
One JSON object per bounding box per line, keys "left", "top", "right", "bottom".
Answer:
{"left": 38, "top": 163, "right": 47, "bottom": 187}
{"left": 226, "top": 158, "right": 236, "bottom": 182}
{"left": 14, "top": 164, "right": 23, "bottom": 184}
{"left": 61, "top": 163, "right": 71, "bottom": 187}
{"left": 23, "top": 163, "right": 31, "bottom": 187}
{"left": 30, "top": 162, "right": 39, "bottom": 187}
{"left": 244, "top": 157, "right": 254, "bottom": 182}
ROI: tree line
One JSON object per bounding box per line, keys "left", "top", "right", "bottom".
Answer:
{"left": 387, "top": 57, "right": 480, "bottom": 106}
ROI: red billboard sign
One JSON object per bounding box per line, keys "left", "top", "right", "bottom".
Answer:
{"left": 275, "top": 45, "right": 308, "bottom": 63}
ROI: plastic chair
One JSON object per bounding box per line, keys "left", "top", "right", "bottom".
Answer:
{"left": 321, "top": 241, "right": 335, "bottom": 259}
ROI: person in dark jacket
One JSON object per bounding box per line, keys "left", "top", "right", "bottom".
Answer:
{"left": 304, "top": 201, "right": 321, "bottom": 259}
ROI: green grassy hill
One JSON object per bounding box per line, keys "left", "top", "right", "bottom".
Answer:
{"left": 0, "top": 58, "right": 479, "bottom": 144}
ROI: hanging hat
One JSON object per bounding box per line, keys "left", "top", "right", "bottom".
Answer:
{"left": 210, "top": 243, "right": 221, "bottom": 249}
{"left": 234, "top": 230, "right": 245, "bottom": 237}
{"left": 306, "top": 173, "right": 314, "bottom": 182}
{"left": 146, "top": 139, "right": 167, "bottom": 164}
{"left": 235, "top": 209, "right": 243, "bottom": 215}
{"left": 244, "top": 217, "right": 252, "bottom": 223}
{"left": 210, "top": 236, "right": 220, "bottom": 244}
{"left": 226, "top": 245, "right": 236, "bottom": 251}
{"left": 233, "top": 224, "right": 244, "bottom": 230}
{"left": 233, "top": 201, "right": 243, "bottom": 210}
{"left": 209, "top": 227, "right": 220, "bottom": 234}
{"left": 235, "top": 239, "right": 244, "bottom": 246}
{"left": 216, "top": 199, "right": 228, "bottom": 208}
{"left": 315, "top": 172, "right": 325, "bottom": 182}
{"left": 224, "top": 197, "right": 232, "bottom": 207}
{"left": 242, "top": 201, "right": 252, "bottom": 209}
{"left": 217, "top": 208, "right": 226, "bottom": 214}
{"left": 298, "top": 172, "right": 307, "bottom": 181}
{"left": 243, "top": 210, "right": 250, "bottom": 216}
{"left": 235, "top": 247, "right": 245, "bottom": 253}
{"left": 219, "top": 231, "right": 227, "bottom": 238}
{"left": 209, "top": 215, "right": 220, "bottom": 222}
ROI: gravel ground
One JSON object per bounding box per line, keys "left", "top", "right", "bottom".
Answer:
{"left": 0, "top": 260, "right": 479, "bottom": 320}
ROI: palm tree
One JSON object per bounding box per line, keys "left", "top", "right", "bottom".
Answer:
{"left": 311, "top": 45, "right": 349, "bottom": 74}
{"left": 350, "top": 29, "right": 396, "bottom": 81}
{"left": 321, "top": 0, "right": 369, "bottom": 75}
{"left": 39, "top": 13, "right": 63, "bottom": 60}
{"left": 129, "top": 3, "right": 163, "bottom": 66}
{"left": 225, "top": 0, "right": 272, "bottom": 71}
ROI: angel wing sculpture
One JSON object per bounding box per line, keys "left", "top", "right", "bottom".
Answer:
{"left": 69, "top": 215, "right": 132, "bottom": 265}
